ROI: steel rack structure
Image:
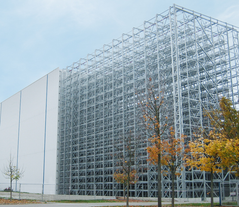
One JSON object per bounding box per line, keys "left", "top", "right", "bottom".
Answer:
{"left": 56, "top": 5, "right": 239, "bottom": 199}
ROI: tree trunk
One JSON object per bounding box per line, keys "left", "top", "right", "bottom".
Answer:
{"left": 158, "top": 154, "right": 162, "bottom": 207}
{"left": 126, "top": 176, "right": 129, "bottom": 207}
{"left": 210, "top": 170, "right": 214, "bottom": 207}
{"left": 123, "top": 183, "right": 125, "bottom": 199}
{"left": 172, "top": 168, "right": 175, "bottom": 207}
{"left": 10, "top": 176, "right": 12, "bottom": 201}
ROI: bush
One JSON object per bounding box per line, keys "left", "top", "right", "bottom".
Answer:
{"left": 4, "top": 187, "right": 13, "bottom": 192}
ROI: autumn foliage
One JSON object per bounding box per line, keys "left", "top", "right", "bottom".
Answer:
{"left": 206, "top": 97, "right": 239, "bottom": 140}
{"left": 113, "top": 170, "right": 138, "bottom": 186}
{"left": 147, "top": 127, "right": 184, "bottom": 207}
{"left": 113, "top": 133, "right": 139, "bottom": 207}
{"left": 140, "top": 80, "right": 167, "bottom": 207}
{"left": 185, "top": 135, "right": 223, "bottom": 174}
{"left": 185, "top": 97, "right": 239, "bottom": 207}
{"left": 220, "top": 138, "right": 239, "bottom": 176}
{"left": 186, "top": 97, "right": 239, "bottom": 175}
{"left": 147, "top": 127, "right": 184, "bottom": 170}
{"left": 204, "top": 97, "right": 239, "bottom": 176}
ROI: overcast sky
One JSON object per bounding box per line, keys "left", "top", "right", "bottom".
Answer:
{"left": 1, "top": 0, "right": 239, "bottom": 102}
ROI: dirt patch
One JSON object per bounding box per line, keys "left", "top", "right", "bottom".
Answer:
{"left": 111, "top": 197, "right": 151, "bottom": 202}
{"left": 0, "top": 198, "right": 42, "bottom": 205}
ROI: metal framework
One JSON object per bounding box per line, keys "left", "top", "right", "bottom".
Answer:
{"left": 57, "top": 5, "right": 239, "bottom": 198}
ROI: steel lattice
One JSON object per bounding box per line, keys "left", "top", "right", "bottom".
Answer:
{"left": 57, "top": 5, "right": 239, "bottom": 199}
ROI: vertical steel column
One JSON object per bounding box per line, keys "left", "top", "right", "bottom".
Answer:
{"left": 143, "top": 19, "right": 150, "bottom": 198}
{"left": 112, "top": 40, "right": 116, "bottom": 196}
{"left": 86, "top": 56, "right": 89, "bottom": 195}
{"left": 226, "top": 24, "right": 235, "bottom": 104}
{"left": 42, "top": 74, "right": 49, "bottom": 195}
{"left": 16, "top": 91, "right": 22, "bottom": 191}
{"left": 94, "top": 50, "right": 97, "bottom": 196}
{"left": 132, "top": 27, "right": 137, "bottom": 197}
{"left": 122, "top": 34, "right": 126, "bottom": 197}
{"left": 210, "top": 17, "right": 219, "bottom": 106}
{"left": 69, "top": 69, "right": 73, "bottom": 195}
{"left": 233, "top": 31, "right": 239, "bottom": 108}
{"left": 173, "top": 5, "right": 185, "bottom": 198}
{"left": 63, "top": 71, "right": 67, "bottom": 194}
{"left": 193, "top": 12, "right": 206, "bottom": 200}
{"left": 102, "top": 49, "right": 105, "bottom": 196}
{"left": 169, "top": 6, "right": 178, "bottom": 138}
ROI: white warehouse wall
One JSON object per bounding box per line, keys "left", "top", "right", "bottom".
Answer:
{"left": 0, "top": 68, "right": 60, "bottom": 194}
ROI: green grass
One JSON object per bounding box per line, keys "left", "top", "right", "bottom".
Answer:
{"left": 92, "top": 204, "right": 221, "bottom": 207}
{"left": 99, "top": 204, "right": 221, "bottom": 207}
{"left": 221, "top": 201, "right": 237, "bottom": 206}
{"left": 51, "top": 200, "right": 221, "bottom": 206}
{"left": 171, "top": 203, "right": 220, "bottom": 206}
{"left": 51, "top": 199, "right": 119, "bottom": 203}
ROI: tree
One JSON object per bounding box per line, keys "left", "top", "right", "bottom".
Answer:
{"left": 113, "top": 170, "right": 137, "bottom": 200}
{"left": 113, "top": 133, "right": 139, "bottom": 207}
{"left": 161, "top": 127, "right": 184, "bottom": 207}
{"left": 185, "top": 134, "right": 223, "bottom": 207}
{"left": 205, "top": 97, "right": 239, "bottom": 176}
{"left": 184, "top": 97, "right": 239, "bottom": 207}
{"left": 226, "top": 139, "right": 239, "bottom": 176}
{"left": 216, "top": 134, "right": 239, "bottom": 177}
{"left": 147, "top": 127, "right": 184, "bottom": 207}
{"left": 139, "top": 78, "right": 167, "bottom": 207}
{"left": 205, "top": 97, "right": 239, "bottom": 140}
{"left": 3, "top": 155, "right": 23, "bottom": 200}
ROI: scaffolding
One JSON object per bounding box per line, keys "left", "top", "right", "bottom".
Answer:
{"left": 57, "top": 5, "right": 239, "bottom": 198}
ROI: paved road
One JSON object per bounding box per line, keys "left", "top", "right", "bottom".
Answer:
{"left": 4, "top": 202, "right": 159, "bottom": 207}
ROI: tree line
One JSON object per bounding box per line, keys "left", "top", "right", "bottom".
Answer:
{"left": 2, "top": 79, "right": 238, "bottom": 207}
{"left": 113, "top": 80, "right": 239, "bottom": 207}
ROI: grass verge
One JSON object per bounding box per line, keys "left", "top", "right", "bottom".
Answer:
{"left": 51, "top": 199, "right": 119, "bottom": 203}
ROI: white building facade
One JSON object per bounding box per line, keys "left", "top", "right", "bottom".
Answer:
{"left": 0, "top": 69, "right": 60, "bottom": 194}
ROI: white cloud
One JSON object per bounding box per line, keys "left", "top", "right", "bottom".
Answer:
{"left": 217, "top": 4, "right": 239, "bottom": 27}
